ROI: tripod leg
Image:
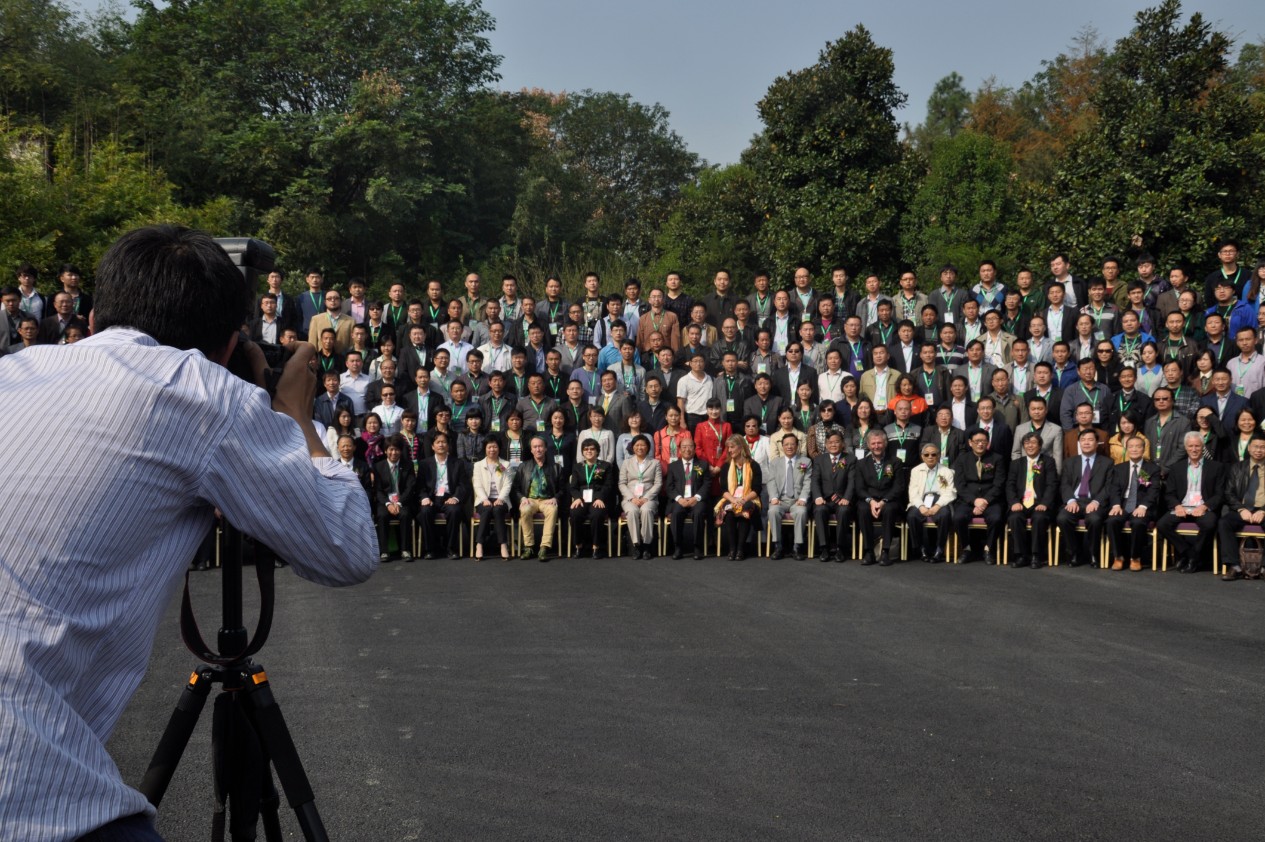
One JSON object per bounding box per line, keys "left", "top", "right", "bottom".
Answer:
{"left": 139, "top": 668, "right": 215, "bottom": 808}
{"left": 239, "top": 665, "right": 329, "bottom": 842}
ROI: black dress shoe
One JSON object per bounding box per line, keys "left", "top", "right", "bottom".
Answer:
{"left": 878, "top": 554, "right": 893, "bottom": 566}
{"left": 672, "top": 549, "right": 684, "bottom": 560}
{"left": 982, "top": 548, "right": 994, "bottom": 565}
{"left": 793, "top": 547, "right": 806, "bottom": 560}
{"left": 694, "top": 550, "right": 704, "bottom": 560}
{"left": 1010, "top": 557, "right": 1024, "bottom": 568}
{"left": 772, "top": 545, "right": 785, "bottom": 560}
{"left": 932, "top": 549, "right": 945, "bottom": 564}
{"left": 1030, "top": 558, "right": 1043, "bottom": 569}
{"left": 861, "top": 554, "right": 876, "bottom": 566}
{"left": 819, "top": 550, "right": 832, "bottom": 562}
{"left": 728, "top": 550, "right": 738, "bottom": 560}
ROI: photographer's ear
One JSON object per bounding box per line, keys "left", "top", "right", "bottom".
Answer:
{"left": 211, "top": 331, "right": 239, "bottom": 367}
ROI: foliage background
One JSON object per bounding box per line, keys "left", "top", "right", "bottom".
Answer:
{"left": 1, "top": 0, "right": 1262, "bottom": 300}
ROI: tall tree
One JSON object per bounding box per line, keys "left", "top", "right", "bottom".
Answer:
{"left": 654, "top": 163, "right": 761, "bottom": 294}
{"left": 908, "top": 72, "right": 972, "bottom": 154}
{"left": 745, "top": 25, "right": 913, "bottom": 280}
{"left": 1030, "top": 0, "right": 1265, "bottom": 267}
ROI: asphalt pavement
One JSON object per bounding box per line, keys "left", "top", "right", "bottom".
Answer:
{"left": 109, "top": 555, "right": 1265, "bottom": 841}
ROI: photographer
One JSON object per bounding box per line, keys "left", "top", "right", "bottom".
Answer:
{"left": 0, "top": 225, "right": 378, "bottom": 841}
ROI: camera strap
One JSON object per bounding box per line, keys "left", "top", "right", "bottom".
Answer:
{"left": 180, "top": 547, "right": 278, "bottom": 666}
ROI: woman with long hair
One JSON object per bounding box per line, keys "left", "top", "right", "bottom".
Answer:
{"left": 741, "top": 415, "right": 772, "bottom": 471}
{"left": 774, "top": 407, "right": 807, "bottom": 455}
{"left": 323, "top": 407, "right": 358, "bottom": 455}
{"left": 844, "top": 399, "right": 878, "bottom": 461}
{"left": 472, "top": 435, "right": 513, "bottom": 560}
{"left": 367, "top": 335, "right": 397, "bottom": 381}
{"left": 616, "top": 410, "right": 655, "bottom": 468}
{"left": 1227, "top": 407, "right": 1257, "bottom": 463}
{"left": 834, "top": 376, "right": 861, "bottom": 428}
{"left": 1107, "top": 411, "right": 1150, "bottom": 464}
{"left": 1135, "top": 342, "right": 1164, "bottom": 395}
{"left": 716, "top": 435, "right": 763, "bottom": 560}
{"left": 1189, "top": 349, "right": 1218, "bottom": 396}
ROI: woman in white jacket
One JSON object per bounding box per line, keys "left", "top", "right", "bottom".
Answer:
{"left": 905, "top": 443, "right": 957, "bottom": 563}
{"left": 473, "top": 436, "right": 514, "bottom": 560}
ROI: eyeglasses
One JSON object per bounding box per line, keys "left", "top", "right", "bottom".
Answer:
{"left": 786, "top": 348, "right": 802, "bottom": 354}
{"left": 1097, "top": 349, "right": 1113, "bottom": 354}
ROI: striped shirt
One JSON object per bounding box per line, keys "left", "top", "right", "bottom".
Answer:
{"left": 0, "top": 328, "right": 378, "bottom": 839}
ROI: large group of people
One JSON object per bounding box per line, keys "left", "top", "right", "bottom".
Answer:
{"left": 10, "top": 243, "right": 1265, "bottom": 579}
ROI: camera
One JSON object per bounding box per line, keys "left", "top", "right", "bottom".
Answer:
{"left": 214, "top": 237, "right": 292, "bottom": 395}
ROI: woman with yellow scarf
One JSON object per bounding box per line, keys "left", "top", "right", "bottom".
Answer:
{"left": 715, "top": 434, "right": 763, "bottom": 559}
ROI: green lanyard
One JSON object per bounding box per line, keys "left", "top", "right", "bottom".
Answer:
{"left": 1080, "top": 383, "right": 1099, "bottom": 407}
{"left": 584, "top": 463, "right": 596, "bottom": 485}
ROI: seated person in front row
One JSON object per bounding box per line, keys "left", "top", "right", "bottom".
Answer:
{"left": 416, "top": 432, "right": 470, "bottom": 559}
{"left": 1156, "top": 431, "right": 1223, "bottom": 573}
{"left": 765, "top": 431, "right": 813, "bottom": 559}
{"left": 811, "top": 430, "right": 855, "bottom": 562}
{"left": 853, "top": 428, "right": 903, "bottom": 566}
{"left": 666, "top": 438, "right": 712, "bottom": 559}
{"left": 1056, "top": 429, "right": 1113, "bottom": 567}
{"left": 905, "top": 443, "right": 956, "bottom": 563}
{"left": 1105, "top": 434, "right": 1161, "bottom": 571}
{"left": 951, "top": 428, "right": 1006, "bottom": 564}
{"left": 569, "top": 438, "right": 617, "bottom": 559}
{"left": 1006, "top": 431, "right": 1059, "bottom": 568}
{"left": 1218, "top": 434, "right": 1265, "bottom": 581}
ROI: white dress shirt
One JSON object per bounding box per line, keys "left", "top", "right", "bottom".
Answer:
{"left": 0, "top": 328, "right": 377, "bottom": 838}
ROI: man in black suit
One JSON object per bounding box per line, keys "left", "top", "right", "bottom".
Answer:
{"left": 772, "top": 343, "right": 818, "bottom": 405}
{"left": 1156, "top": 431, "right": 1225, "bottom": 573}
{"left": 951, "top": 428, "right": 1005, "bottom": 563}
{"left": 1046, "top": 254, "right": 1088, "bottom": 315}
{"left": 1105, "top": 435, "right": 1161, "bottom": 571}
{"left": 810, "top": 430, "right": 854, "bottom": 561}
{"left": 365, "top": 359, "right": 406, "bottom": 412}
{"left": 37, "top": 291, "right": 87, "bottom": 344}
{"left": 852, "top": 428, "right": 903, "bottom": 566}
{"left": 398, "top": 323, "right": 434, "bottom": 385}
{"left": 1199, "top": 370, "right": 1250, "bottom": 427}
{"left": 1056, "top": 429, "right": 1114, "bottom": 567}
{"left": 1006, "top": 432, "right": 1059, "bottom": 568}
{"left": 568, "top": 439, "right": 617, "bottom": 558}
{"left": 334, "top": 434, "right": 374, "bottom": 502}
{"left": 973, "top": 396, "right": 1013, "bottom": 466}
{"left": 373, "top": 436, "right": 417, "bottom": 561}
{"left": 665, "top": 438, "right": 711, "bottom": 559}
{"left": 1218, "top": 434, "right": 1265, "bottom": 580}
{"left": 415, "top": 432, "right": 470, "bottom": 559}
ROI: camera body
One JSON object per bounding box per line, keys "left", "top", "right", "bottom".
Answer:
{"left": 214, "top": 237, "right": 291, "bottom": 394}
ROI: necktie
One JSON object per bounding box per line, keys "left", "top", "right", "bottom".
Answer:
{"left": 1078, "top": 458, "right": 1091, "bottom": 498}
{"left": 1126, "top": 463, "right": 1138, "bottom": 511}
{"left": 1023, "top": 460, "right": 1036, "bottom": 507}
{"left": 976, "top": 459, "right": 983, "bottom": 480}
{"left": 1247, "top": 464, "right": 1262, "bottom": 508}
{"left": 784, "top": 460, "right": 795, "bottom": 499}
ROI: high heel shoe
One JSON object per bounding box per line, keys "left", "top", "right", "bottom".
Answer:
{"left": 500, "top": 544, "right": 511, "bottom": 560}
{"left": 474, "top": 543, "right": 484, "bottom": 561}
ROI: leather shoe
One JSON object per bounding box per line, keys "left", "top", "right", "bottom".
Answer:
{"left": 793, "top": 547, "right": 806, "bottom": 560}
{"left": 1129, "top": 558, "right": 1143, "bottom": 572}
{"left": 982, "top": 547, "right": 993, "bottom": 565}
{"left": 878, "top": 554, "right": 893, "bottom": 567}
{"left": 1111, "top": 557, "right": 1125, "bottom": 571}
{"left": 1222, "top": 566, "right": 1244, "bottom": 581}
{"left": 694, "top": 550, "right": 704, "bottom": 560}
{"left": 1010, "top": 557, "right": 1024, "bottom": 568}
{"left": 593, "top": 549, "right": 606, "bottom": 560}
{"left": 861, "top": 554, "right": 876, "bottom": 566}
{"left": 672, "top": 549, "right": 684, "bottom": 560}
{"left": 1030, "top": 558, "right": 1043, "bottom": 569}
{"left": 772, "top": 545, "right": 785, "bottom": 560}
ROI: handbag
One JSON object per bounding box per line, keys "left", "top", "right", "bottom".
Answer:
{"left": 1239, "top": 536, "right": 1263, "bottom": 579}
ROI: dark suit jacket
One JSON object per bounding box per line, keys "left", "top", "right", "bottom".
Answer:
{"left": 1103, "top": 389, "right": 1154, "bottom": 434}
{"left": 1161, "top": 459, "right": 1224, "bottom": 512}
{"left": 1044, "top": 277, "right": 1088, "bottom": 314}
{"left": 569, "top": 459, "right": 618, "bottom": 506}
{"left": 313, "top": 391, "right": 354, "bottom": 427}
{"left": 666, "top": 459, "right": 712, "bottom": 505}
{"left": 1107, "top": 459, "right": 1162, "bottom": 512}
{"left": 416, "top": 456, "right": 471, "bottom": 503}
{"left": 513, "top": 458, "right": 565, "bottom": 502}
{"left": 1042, "top": 307, "right": 1080, "bottom": 346}
{"left": 851, "top": 456, "right": 903, "bottom": 504}
{"left": 373, "top": 459, "right": 417, "bottom": 510}
{"left": 37, "top": 314, "right": 87, "bottom": 344}
{"left": 773, "top": 364, "right": 819, "bottom": 405}
{"left": 401, "top": 388, "right": 446, "bottom": 429}
{"left": 1058, "top": 453, "right": 1114, "bottom": 503}
{"left": 920, "top": 426, "right": 967, "bottom": 464}
{"left": 810, "top": 453, "right": 854, "bottom": 504}
{"left": 1222, "top": 460, "right": 1265, "bottom": 513}
{"left": 975, "top": 419, "right": 1013, "bottom": 464}
{"left": 1005, "top": 453, "right": 1059, "bottom": 510}
{"left": 364, "top": 376, "right": 407, "bottom": 412}
{"left": 247, "top": 315, "right": 287, "bottom": 345}
{"left": 1199, "top": 392, "right": 1250, "bottom": 426}
{"left": 951, "top": 452, "right": 1006, "bottom": 506}
{"left": 743, "top": 395, "right": 784, "bottom": 435}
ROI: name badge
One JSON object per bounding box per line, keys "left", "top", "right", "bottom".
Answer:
{"left": 684, "top": 482, "right": 692, "bottom": 497}
{"left": 1236, "top": 385, "right": 1246, "bottom": 396}
{"left": 756, "top": 363, "right": 767, "bottom": 374}
{"left": 583, "top": 488, "right": 594, "bottom": 503}
{"left": 588, "top": 395, "right": 597, "bottom": 405}
{"left": 549, "top": 322, "right": 559, "bottom": 335}
{"left": 553, "top": 455, "right": 563, "bottom": 466}
{"left": 1092, "top": 410, "right": 1101, "bottom": 424}
{"left": 925, "top": 392, "right": 935, "bottom": 404}
{"left": 634, "top": 482, "right": 646, "bottom": 498}
{"left": 389, "top": 493, "right": 400, "bottom": 504}
{"left": 491, "top": 419, "right": 502, "bottom": 431}
{"left": 895, "top": 449, "right": 907, "bottom": 461}
{"left": 855, "top": 448, "right": 866, "bottom": 459}
{"left": 726, "top": 399, "right": 735, "bottom": 412}
{"left": 436, "top": 484, "right": 447, "bottom": 496}
{"left": 943, "top": 312, "right": 955, "bottom": 324}
{"left": 538, "top": 420, "right": 547, "bottom": 431}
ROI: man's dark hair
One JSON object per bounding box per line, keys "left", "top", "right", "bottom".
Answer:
{"left": 93, "top": 225, "right": 252, "bottom": 358}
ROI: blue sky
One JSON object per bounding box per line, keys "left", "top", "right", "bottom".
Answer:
{"left": 479, "top": 0, "right": 1263, "bottom": 165}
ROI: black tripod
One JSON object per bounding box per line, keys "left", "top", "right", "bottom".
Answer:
{"left": 139, "top": 524, "right": 329, "bottom": 841}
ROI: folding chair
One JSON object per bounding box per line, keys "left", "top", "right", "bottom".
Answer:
{"left": 764, "top": 514, "right": 815, "bottom": 558}
{"left": 1157, "top": 522, "right": 1221, "bottom": 574}
{"left": 965, "top": 516, "right": 1003, "bottom": 565}
{"left": 616, "top": 514, "right": 658, "bottom": 557}
{"left": 1002, "top": 517, "right": 1055, "bottom": 566}
{"left": 1053, "top": 518, "right": 1108, "bottom": 567}
{"left": 569, "top": 518, "right": 613, "bottom": 558}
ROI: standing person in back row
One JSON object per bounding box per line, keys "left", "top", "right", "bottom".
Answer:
{"left": 0, "top": 225, "right": 378, "bottom": 841}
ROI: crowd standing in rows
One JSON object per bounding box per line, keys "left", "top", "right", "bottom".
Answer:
{"left": 9, "top": 243, "right": 1265, "bottom": 579}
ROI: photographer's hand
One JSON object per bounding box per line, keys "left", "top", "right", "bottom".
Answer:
{"left": 271, "top": 344, "right": 328, "bottom": 458}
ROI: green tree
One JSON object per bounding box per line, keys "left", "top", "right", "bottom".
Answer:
{"left": 745, "top": 25, "right": 913, "bottom": 281}
{"left": 122, "top": 0, "right": 501, "bottom": 281}
{"left": 901, "top": 130, "right": 1021, "bottom": 275}
{"left": 654, "top": 163, "right": 761, "bottom": 294}
{"left": 1030, "top": 0, "right": 1265, "bottom": 267}
{"left": 907, "top": 72, "right": 972, "bottom": 155}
